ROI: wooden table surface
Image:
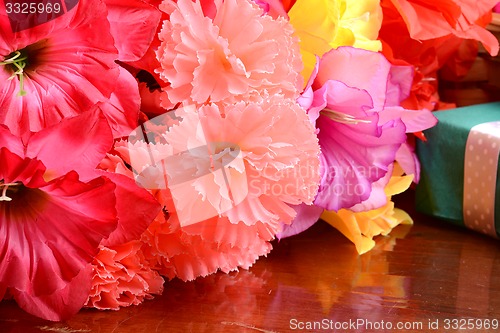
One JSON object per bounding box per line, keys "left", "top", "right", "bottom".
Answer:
{"left": 1, "top": 191, "right": 500, "bottom": 333}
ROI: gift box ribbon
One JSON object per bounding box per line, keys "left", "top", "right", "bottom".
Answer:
{"left": 463, "top": 121, "right": 500, "bottom": 238}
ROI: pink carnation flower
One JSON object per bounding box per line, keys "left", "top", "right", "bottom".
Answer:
{"left": 132, "top": 97, "right": 320, "bottom": 280}
{"left": 85, "top": 241, "right": 164, "bottom": 310}
{"left": 164, "top": 98, "right": 319, "bottom": 227}
{"left": 156, "top": 0, "right": 302, "bottom": 106}
{"left": 141, "top": 202, "right": 275, "bottom": 281}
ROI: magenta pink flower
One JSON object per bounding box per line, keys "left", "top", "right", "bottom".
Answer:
{"left": 0, "top": 109, "right": 160, "bottom": 320}
{"left": 0, "top": 0, "right": 161, "bottom": 139}
{"left": 282, "top": 46, "right": 437, "bottom": 238}
{"left": 304, "top": 47, "right": 408, "bottom": 211}
{"left": 312, "top": 87, "right": 406, "bottom": 211}
{"left": 156, "top": 0, "right": 302, "bottom": 106}
{"left": 308, "top": 47, "right": 436, "bottom": 210}
{"left": 312, "top": 47, "right": 413, "bottom": 111}
{"left": 279, "top": 47, "right": 424, "bottom": 237}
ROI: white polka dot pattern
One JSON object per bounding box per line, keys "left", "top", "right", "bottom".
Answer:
{"left": 463, "top": 121, "right": 500, "bottom": 238}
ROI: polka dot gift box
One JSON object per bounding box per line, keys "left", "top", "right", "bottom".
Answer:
{"left": 416, "top": 102, "right": 500, "bottom": 238}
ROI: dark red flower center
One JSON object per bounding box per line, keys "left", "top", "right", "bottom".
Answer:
{"left": 0, "top": 39, "right": 49, "bottom": 97}
{"left": 0, "top": 50, "right": 28, "bottom": 96}
{"left": 0, "top": 180, "right": 23, "bottom": 202}
{"left": 0, "top": 179, "right": 49, "bottom": 222}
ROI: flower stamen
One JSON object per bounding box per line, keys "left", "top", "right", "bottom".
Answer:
{"left": 321, "top": 107, "right": 372, "bottom": 125}
{"left": 0, "top": 181, "right": 22, "bottom": 202}
{"left": 1, "top": 51, "right": 28, "bottom": 97}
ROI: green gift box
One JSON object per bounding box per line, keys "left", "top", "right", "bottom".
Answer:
{"left": 416, "top": 102, "right": 500, "bottom": 238}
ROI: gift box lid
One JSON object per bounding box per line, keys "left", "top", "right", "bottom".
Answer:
{"left": 416, "top": 102, "right": 500, "bottom": 237}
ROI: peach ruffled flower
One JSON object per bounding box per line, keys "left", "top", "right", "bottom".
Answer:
{"left": 156, "top": 0, "right": 303, "bottom": 106}
{"left": 85, "top": 241, "right": 164, "bottom": 310}
{"left": 88, "top": 147, "right": 167, "bottom": 311}
{"left": 321, "top": 163, "right": 414, "bottom": 254}
{"left": 141, "top": 201, "right": 277, "bottom": 281}
{"left": 136, "top": 96, "right": 320, "bottom": 281}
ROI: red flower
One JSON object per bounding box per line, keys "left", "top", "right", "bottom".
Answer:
{"left": 379, "top": 0, "right": 499, "bottom": 110}
{"left": 382, "top": 0, "right": 499, "bottom": 56}
{"left": 0, "top": 108, "right": 160, "bottom": 320}
{"left": 0, "top": 0, "right": 161, "bottom": 139}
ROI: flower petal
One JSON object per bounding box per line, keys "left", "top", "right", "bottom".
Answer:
{"left": 10, "top": 265, "right": 93, "bottom": 321}
{"left": 315, "top": 113, "right": 406, "bottom": 211}
{"left": 97, "top": 67, "right": 141, "bottom": 138}
{"left": 316, "top": 46, "right": 413, "bottom": 110}
{"left": 85, "top": 241, "right": 164, "bottom": 310}
{"left": 104, "top": 0, "right": 162, "bottom": 62}
{"left": 26, "top": 106, "right": 114, "bottom": 180}
{"left": 288, "top": 0, "right": 383, "bottom": 81}
{"left": 277, "top": 203, "right": 323, "bottom": 239}
{"left": 98, "top": 171, "right": 161, "bottom": 247}
{"left": 0, "top": 125, "right": 24, "bottom": 156}
{"left": 384, "top": 0, "right": 499, "bottom": 56}
{"left": 348, "top": 164, "right": 394, "bottom": 212}
{"left": 395, "top": 141, "right": 421, "bottom": 182}
{"left": 377, "top": 106, "right": 438, "bottom": 132}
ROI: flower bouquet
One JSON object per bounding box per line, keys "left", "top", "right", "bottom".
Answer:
{"left": 0, "top": 0, "right": 498, "bottom": 321}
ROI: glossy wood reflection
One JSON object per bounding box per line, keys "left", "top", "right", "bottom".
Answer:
{"left": 1, "top": 192, "right": 500, "bottom": 333}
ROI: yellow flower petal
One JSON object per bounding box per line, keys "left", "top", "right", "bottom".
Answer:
{"left": 289, "top": 0, "right": 383, "bottom": 82}
{"left": 392, "top": 208, "right": 414, "bottom": 226}
{"left": 385, "top": 162, "right": 414, "bottom": 196}
{"left": 321, "top": 164, "right": 415, "bottom": 255}
{"left": 322, "top": 209, "right": 376, "bottom": 255}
